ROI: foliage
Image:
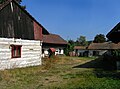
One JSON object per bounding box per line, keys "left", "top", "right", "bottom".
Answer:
{"left": 68, "top": 40, "right": 75, "bottom": 51}
{"left": 104, "top": 50, "right": 120, "bottom": 61}
{"left": 21, "top": 5, "right": 26, "bottom": 9}
{"left": 76, "top": 36, "right": 88, "bottom": 46}
{"left": 65, "top": 39, "right": 75, "bottom": 55}
{"left": 0, "top": 0, "right": 4, "bottom": 4}
{"left": 87, "top": 40, "right": 92, "bottom": 45}
{"left": 0, "top": 56, "right": 120, "bottom": 89}
{"left": 93, "top": 34, "right": 106, "bottom": 43}
{"left": 68, "top": 39, "right": 74, "bottom": 45}
{"left": 64, "top": 36, "right": 89, "bottom": 55}
{"left": 112, "top": 49, "right": 120, "bottom": 59}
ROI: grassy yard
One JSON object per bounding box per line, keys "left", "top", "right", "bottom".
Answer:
{"left": 0, "top": 56, "right": 120, "bottom": 89}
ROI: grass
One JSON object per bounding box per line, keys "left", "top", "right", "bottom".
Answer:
{"left": 60, "top": 56, "right": 96, "bottom": 60}
{"left": 0, "top": 56, "right": 120, "bottom": 89}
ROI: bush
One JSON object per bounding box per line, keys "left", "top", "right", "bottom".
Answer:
{"left": 112, "top": 49, "right": 120, "bottom": 60}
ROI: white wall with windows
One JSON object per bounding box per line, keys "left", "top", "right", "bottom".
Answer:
{"left": 0, "top": 38, "right": 42, "bottom": 70}
{"left": 42, "top": 47, "right": 65, "bottom": 57}
{"left": 55, "top": 48, "right": 64, "bottom": 55}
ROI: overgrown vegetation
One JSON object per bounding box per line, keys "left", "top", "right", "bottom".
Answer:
{"left": 0, "top": 56, "right": 120, "bottom": 89}
{"left": 93, "top": 34, "right": 106, "bottom": 43}
{"left": 65, "top": 34, "right": 106, "bottom": 56}
{"left": 112, "top": 49, "right": 120, "bottom": 60}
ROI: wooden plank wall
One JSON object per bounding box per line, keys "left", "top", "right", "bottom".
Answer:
{"left": 13, "top": 2, "right": 34, "bottom": 40}
{"left": 0, "top": 2, "right": 34, "bottom": 40}
{"left": 33, "top": 21, "right": 42, "bottom": 40}
{"left": 0, "top": 38, "right": 42, "bottom": 70}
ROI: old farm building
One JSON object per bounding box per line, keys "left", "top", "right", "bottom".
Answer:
{"left": 106, "top": 22, "right": 120, "bottom": 69}
{"left": 74, "top": 42, "right": 120, "bottom": 57}
{"left": 42, "top": 34, "right": 68, "bottom": 57}
{"left": 0, "top": 0, "right": 48, "bottom": 69}
{"left": 107, "top": 22, "right": 120, "bottom": 43}
{"left": 0, "top": 0, "right": 68, "bottom": 69}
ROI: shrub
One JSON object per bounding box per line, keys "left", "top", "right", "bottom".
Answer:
{"left": 112, "top": 49, "right": 120, "bottom": 60}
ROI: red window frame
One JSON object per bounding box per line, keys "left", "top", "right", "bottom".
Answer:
{"left": 11, "top": 45, "right": 22, "bottom": 58}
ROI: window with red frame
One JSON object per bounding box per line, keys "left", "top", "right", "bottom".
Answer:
{"left": 11, "top": 45, "right": 22, "bottom": 58}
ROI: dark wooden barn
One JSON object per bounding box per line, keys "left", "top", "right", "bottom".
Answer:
{"left": 107, "top": 22, "right": 120, "bottom": 43}
{"left": 0, "top": 0, "right": 49, "bottom": 70}
{"left": 106, "top": 22, "right": 120, "bottom": 70}
{"left": 0, "top": 0, "right": 49, "bottom": 40}
{"left": 0, "top": 0, "right": 68, "bottom": 69}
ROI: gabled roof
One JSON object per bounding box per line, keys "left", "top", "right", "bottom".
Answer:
{"left": 106, "top": 22, "right": 120, "bottom": 43}
{"left": 0, "top": 0, "right": 49, "bottom": 34}
{"left": 74, "top": 46, "right": 87, "bottom": 50}
{"left": 88, "top": 42, "right": 120, "bottom": 50}
{"left": 43, "top": 34, "right": 68, "bottom": 45}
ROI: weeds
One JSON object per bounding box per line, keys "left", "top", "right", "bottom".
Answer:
{"left": 0, "top": 56, "right": 119, "bottom": 89}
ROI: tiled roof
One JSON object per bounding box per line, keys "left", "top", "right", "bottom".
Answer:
{"left": 88, "top": 42, "right": 120, "bottom": 50}
{"left": 74, "top": 46, "right": 87, "bottom": 50}
{"left": 43, "top": 34, "right": 68, "bottom": 45}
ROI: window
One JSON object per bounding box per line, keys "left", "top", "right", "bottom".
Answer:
{"left": 11, "top": 45, "right": 22, "bottom": 58}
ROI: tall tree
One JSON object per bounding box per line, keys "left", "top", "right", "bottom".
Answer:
{"left": 93, "top": 34, "right": 106, "bottom": 43}
{"left": 76, "top": 36, "right": 88, "bottom": 46}
{"left": 64, "top": 39, "right": 75, "bottom": 55}
{"left": 68, "top": 39, "right": 75, "bottom": 51}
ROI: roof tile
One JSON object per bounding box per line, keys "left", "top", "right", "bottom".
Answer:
{"left": 88, "top": 42, "right": 120, "bottom": 50}
{"left": 43, "top": 34, "right": 68, "bottom": 45}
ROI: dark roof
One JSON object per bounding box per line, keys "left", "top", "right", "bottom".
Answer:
{"left": 88, "top": 42, "right": 120, "bottom": 50}
{"left": 0, "top": 0, "right": 49, "bottom": 34}
{"left": 74, "top": 46, "right": 87, "bottom": 50}
{"left": 43, "top": 34, "right": 68, "bottom": 45}
{"left": 106, "top": 22, "right": 120, "bottom": 43}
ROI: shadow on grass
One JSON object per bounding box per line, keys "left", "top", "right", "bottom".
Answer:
{"left": 73, "top": 56, "right": 120, "bottom": 80}
{"left": 73, "top": 56, "right": 116, "bottom": 70}
{"left": 73, "top": 58, "right": 100, "bottom": 68}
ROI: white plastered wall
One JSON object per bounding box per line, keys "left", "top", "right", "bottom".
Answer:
{"left": 0, "top": 38, "right": 42, "bottom": 70}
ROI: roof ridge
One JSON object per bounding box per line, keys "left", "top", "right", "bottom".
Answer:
{"left": 0, "top": 0, "right": 49, "bottom": 34}
{"left": 43, "top": 34, "right": 68, "bottom": 44}
{"left": 0, "top": 0, "right": 11, "bottom": 9}
{"left": 49, "top": 33, "right": 59, "bottom": 35}
{"left": 0, "top": 0, "right": 19, "bottom": 10}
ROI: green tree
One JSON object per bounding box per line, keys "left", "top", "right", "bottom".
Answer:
{"left": 76, "top": 36, "right": 88, "bottom": 46}
{"left": 68, "top": 39, "right": 75, "bottom": 51}
{"left": 93, "top": 34, "right": 106, "bottom": 43}
{"left": 64, "top": 39, "right": 75, "bottom": 56}
{"left": 87, "top": 40, "right": 92, "bottom": 45}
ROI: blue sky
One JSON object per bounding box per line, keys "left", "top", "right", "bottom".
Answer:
{"left": 22, "top": 0, "right": 120, "bottom": 41}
